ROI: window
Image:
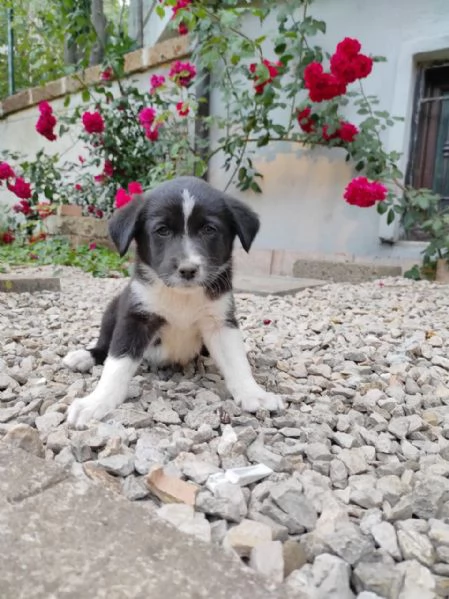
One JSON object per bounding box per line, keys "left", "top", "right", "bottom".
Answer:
{"left": 406, "top": 62, "right": 449, "bottom": 239}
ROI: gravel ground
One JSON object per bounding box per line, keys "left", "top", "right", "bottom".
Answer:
{"left": 1, "top": 266, "right": 449, "bottom": 598}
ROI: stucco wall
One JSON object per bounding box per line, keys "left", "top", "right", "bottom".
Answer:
{"left": 1, "top": 0, "right": 449, "bottom": 263}
{"left": 207, "top": 0, "right": 449, "bottom": 260}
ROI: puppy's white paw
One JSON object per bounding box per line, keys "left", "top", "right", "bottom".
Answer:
{"left": 67, "top": 394, "right": 113, "bottom": 429}
{"left": 63, "top": 349, "right": 95, "bottom": 373}
{"left": 236, "top": 387, "right": 285, "bottom": 413}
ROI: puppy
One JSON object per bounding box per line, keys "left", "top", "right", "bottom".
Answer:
{"left": 63, "top": 176, "right": 284, "bottom": 428}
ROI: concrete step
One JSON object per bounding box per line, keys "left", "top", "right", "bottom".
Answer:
{"left": 234, "top": 274, "right": 325, "bottom": 296}
{"left": 0, "top": 445, "right": 289, "bottom": 599}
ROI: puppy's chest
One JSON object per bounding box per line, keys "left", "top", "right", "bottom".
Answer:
{"left": 135, "top": 282, "right": 230, "bottom": 365}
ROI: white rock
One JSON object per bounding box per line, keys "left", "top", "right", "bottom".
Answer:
{"left": 157, "top": 504, "right": 211, "bottom": 543}
{"left": 224, "top": 518, "right": 272, "bottom": 557}
{"left": 249, "top": 540, "right": 284, "bottom": 583}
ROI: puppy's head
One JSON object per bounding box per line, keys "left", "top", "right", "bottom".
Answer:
{"left": 108, "top": 176, "right": 260, "bottom": 289}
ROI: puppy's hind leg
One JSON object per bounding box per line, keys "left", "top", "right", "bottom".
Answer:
{"left": 63, "top": 295, "right": 120, "bottom": 373}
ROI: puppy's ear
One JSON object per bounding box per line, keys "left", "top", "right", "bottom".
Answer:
{"left": 225, "top": 196, "right": 260, "bottom": 253}
{"left": 108, "top": 197, "right": 143, "bottom": 256}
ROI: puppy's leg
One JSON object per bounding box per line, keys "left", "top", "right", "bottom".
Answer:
{"left": 63, "top": 295, "right": 120, "bottom": 372}
{"left": 67, "top": 313, "right": 164, "bottom": 429}
{"left": 203, "top": 326, "right": 284, "bottom": 413}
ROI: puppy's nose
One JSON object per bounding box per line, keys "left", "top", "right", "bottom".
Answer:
{"left": 178, "top": 264, "right": 199, "bottom": 280}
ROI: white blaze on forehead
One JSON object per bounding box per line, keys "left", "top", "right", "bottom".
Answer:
{"left": 181, "top": 189, "right": 202, "bottom": 267}
{"left": 182, "top": 188, "right": 196, "bottom": 230}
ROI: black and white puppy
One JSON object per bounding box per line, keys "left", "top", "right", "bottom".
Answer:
{"left": 63, "top": 176, "right": 284, "bottom": 429}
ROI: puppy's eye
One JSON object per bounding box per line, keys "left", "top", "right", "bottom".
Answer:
{"left": 155, "top": 225, "right": 171, "bottom": 237}
{"left": 201, "top": 224, "right": 217, "bottom": 235}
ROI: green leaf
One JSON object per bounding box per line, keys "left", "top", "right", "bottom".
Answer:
{"left": 387, "top": 208, "right": 395, "bottom": 225}
{"left": 81, "top": 88, "right": 90, "bottom": 102}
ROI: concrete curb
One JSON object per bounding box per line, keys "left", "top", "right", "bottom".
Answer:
{"left": 0, "top": 445, "right": 290, "bottom": 599}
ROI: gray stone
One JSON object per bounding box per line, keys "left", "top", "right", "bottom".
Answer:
{"left": 339, "top": 448, "right": 369, "bottom": 475}
{"left": 376, "top": 475, "right": 406, "bottom": 506}
{"left": 283, "top": 539, "right": 308, "bottom": 577}
{"left": 97, "top": 453, "right": 135, "bottom": 477}
{"left": 70, "top": 437, "right": 93, "bottom": 463}
{"left": 371, "top": 522, "right": 401, "bottom": 560}
{"left": 247, "top": 437, "right": 290, "bottom": 472}
{"left": 332, "top": 432, "right": 356, "bottom": 449}
{"left": 184, "top": 406, "right": 221, "bottom": 430}
{"left": 35, "top": 411, "right": 65, "bottom": 436}
{"left": 429, "top": 518, "right": 449, "bottom": 546}
{"left": 157, "top": 503, "right": 211, "bottom": 543}
{"left": 270, "top": 480, "right": 317, "bottom": 531}
{"left": 46, "top": 429, "right": 69, "bottom": 453}
{"left": 330, "top": 459, "right": 348, "bottom": 488}
{"left": 325, "top": 521, "right": 374, "bottom": 565}
{"left": 305, "top": 442, "right": 332, "bottom": 461}
{"left": 121, "top": 475, "right": 149, "bottom": 500}
{"left": 353, "top": 559, "right": 404, "bottom": 599}
{"left": 108, "top": 407, "right": 153, "bottom": 428}
{"left": 177, "top": 453, "right": 221, "bottom": 484}
{"left": 0, "top": 373, "right": 18, "bottom": 391}
{"left": 224, "top": 519, "right": 272, "bottom": 557}
{"left": 3, "top": 423, "right": 45, "bottom": 457}
{"left": 196, "top": 482, "right": 247, "bottom": 523}
{"left": 148, "top": 399, "right": 181, "bottom": 425}
{"left": 397, "top": 529, "right": 435, "bottom": 567}
{"left": 0, "top": 404, "right": 23, "bottom": 423}
{"left": 312, "top": 552, "right": 355, "bottom": 599}
{"left": 412, "top": 476, "right": 449, "bottom": 519}
{"left": 249, "top": 540, "right": 284, "bottom": 583}
{"left": 134, "top": 432, "right": 168, "bottom": 474}
{"left": 356, "top": 594, "right": 385, "bottom": 599}
{"left": 396, "top": 560, "right": 436, "bottom": 599}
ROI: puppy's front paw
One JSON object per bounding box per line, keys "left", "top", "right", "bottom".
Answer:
{"left": 236, "top": 387, "right": 285, "bottom": 413}
{"left": 63, "top": 349, "right": 95, "bottom": 373}
{"left": 67, "top": 394, "right": 112, "bottom": 429}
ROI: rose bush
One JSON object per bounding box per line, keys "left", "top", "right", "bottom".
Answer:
{"left": 0, "top": 0, "right": 443, "bottom": 258}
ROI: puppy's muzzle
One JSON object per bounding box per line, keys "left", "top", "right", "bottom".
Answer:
{"left": 178, "top": 261, "right": 199, "bottom": 281}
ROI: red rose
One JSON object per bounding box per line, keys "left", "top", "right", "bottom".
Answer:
{"left": 150, "top": 74, "right": 165, "bottom": 93}
{"left": 172, "top": 0, "right": 192, "bottom": 17}
{"left": 169, "top": 60, "right": 196, "bottom": 87}
{"left": 13, "top": 199, "right": 32, "bottom": 215}
{"left": 103, "top": 160, "right": 114, "bottom": 177}
{"left": 95, "top": 208, "right": 104, "bottom": 219}
{"left": 128, "top": 182, "right": 143, "bottom": 195}
{"left": 304, "top": 62, "right": 346, "bottom": 102}
{"left": 178, "top": 22, "right": 188, "bottom": 35}
{"left": 79, "top": 155, "right": 85, "bottom": 164}
{"left": 89, "top": 242, "right": 97, "bottom": 250}
{"left": 337, "top": 121, "right": 359, "bottom": 143}
{"left": 35, "top": 101, "right": 57, "bottom": 141}
{"left": 8, "top": 177, "right": 32, "bottom": 200}
{"left": 1, "top": 231, "right": 15, "bottom": 244}
{"left": 297, "top": 107, "right": 316, "bottom": 133}
{"left": 115, "top": 188, "right": 132, "bottom": 209}
{"left": 344, "top": 177, "right": 388, "bottom": 208}
{"left": 0, "top": 162, "right": 15, "bottom": 180}
{"left": 330, "top": 38, "right": 373, "bottom": 84}
{"left": 94, "top": 174, "right": 105, "bottom": 184}
{"left": 82, "top": 111, "right": 105, "bottom": 134}
{"left": 249, "top": 59, "right": 282, "bottom": 95}
{"left": 139, "top": 107, "right": 156, "bottom": 127}
{"left": 100, "top": 67, "right": 113, "bottom": 81}
{"left": 87, "top": 205, "right": 95, "bottom": 213}
{"left": 75, "top": 183, "right": 83, "bottom": 191}
{"left": 335, "top": 38, "right": 362, "bottom": 57}
{"left": 176, "top": 101, "right": 190, "bottom": 117}
{"left": 144, "top": 125, "right": 160, "bottom": 141}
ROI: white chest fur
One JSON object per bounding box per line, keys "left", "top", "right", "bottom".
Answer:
{"left": 131, "top": 279, "right": 231, "bottom": 365}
